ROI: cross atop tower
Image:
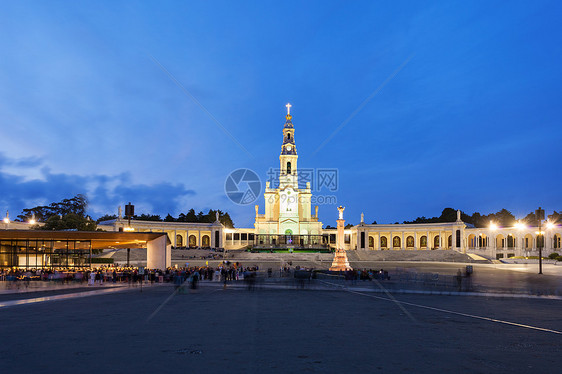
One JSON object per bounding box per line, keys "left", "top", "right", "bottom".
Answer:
{"left": 286, "top": 103, "right": 292, "bottom": 115}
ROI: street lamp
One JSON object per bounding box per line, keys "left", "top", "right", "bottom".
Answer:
{"left": 535, "top": 207, "right": 545, "bottom": 274}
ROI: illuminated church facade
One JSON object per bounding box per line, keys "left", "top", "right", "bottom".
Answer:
{"left": 253, "top": 104, "right": 323, "bottom": 245}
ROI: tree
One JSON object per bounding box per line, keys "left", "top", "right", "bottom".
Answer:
{"left": 97, "top": 214, "right": 117, "bottom": 223}
{"left": 548, "top": 211, "right": 561, "bottom": 223}
{"left": 185, "top": 209, "right": 197, "bottom": 222}
{"left": 196, "top": 211, "right": 204, "bottom": 222}
{"left": 41, "top": 213, "right": 97, "bottom": 231}
{"left": 493, "top": 209, "right": 516, "bottom": 227}
{"left": 219, "top": 211, "right": 235, "bottom": 228}
{"left": 164, "top": 214, "right": 176, "bottom": 222}
{"left": 135, "top": 214, "right": 162, "bottom": 221}
{"left": 17, "top": 194, "right": 88, "bottom": 222}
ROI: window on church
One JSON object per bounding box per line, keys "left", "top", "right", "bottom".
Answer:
{"left": 226, "top": 233, "right": 232, "bottom": 241}
{"left": 248, "top": 233, "right": 255, "bottom": 241}
{"left": 287, "top": 162, "right": 291, "bottom": 174}
{"left": 345, "top": 234, "right": 350, "bottom": 244}
{"left": 241, "top": 233, "right": 248, "bottom": 241}
{"left": 234, "top": 233, "right": 240, "bottom": 241}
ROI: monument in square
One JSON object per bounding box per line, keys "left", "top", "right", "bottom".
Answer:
{"left": 330, "top": 206, "right": 352, "bottom": 271}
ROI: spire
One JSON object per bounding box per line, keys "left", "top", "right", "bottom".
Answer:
{"left": 284, "top": 102, "right": 293, "bottom": 128}
{"left": 281, "top": 103, "right": 297, "bottom": 155}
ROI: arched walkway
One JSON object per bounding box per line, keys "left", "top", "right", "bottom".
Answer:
{"left": 420, "top": 235, "right": 427, "bottom": 248}
{"left": 368, "top": 236, "right": 374, "bottom": 249}
{"left": 496, "top": 234, "right": 505, "bottom": 249}
{"left": 507, "top": 234, "right": 515, "bottom": 248}
{"left": 468, "top": 234, "right": 476, "bottom": 249}
{"left": 176, "top": 234, "right": 183, "bottom": 247}
{"left": 189, "top": 235, "right": 197, "bottom": 248}
{"left": 406, "top": 235, "right": 414, "bottom": 248}
{"left": 381, "top": 236, "right": 388, "bottom": 249}
{"left": 393, "top": 236, "right": 401, "bottom": 248}
{"left": 202, "top": 235, "right": 210, "bottom": 248}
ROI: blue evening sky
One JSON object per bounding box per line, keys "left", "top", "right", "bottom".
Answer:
{"left": 1, "top": 1, "right": 561, "bottom": 227}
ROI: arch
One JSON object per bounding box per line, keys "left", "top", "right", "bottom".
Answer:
{"left": 495, "top": 234, "right": 505, "bottom": 249}
{"left": 406, "top": 236, "right": 414, "bottom": 248}
{"left": 381, "top": 236, "right": 388, "bottom": 248}
{"left": 188, "top": 235, "right": 197, "bottom": 248}
{"left": 393, "top": 236, "right": 401, "bottom": 248}
{"left": 447, "top": 235, "right": 452, "bottom": 248}
{"left": 287, "top": 133, "right": 291, "bottom": 140}
{"left": 554, "top": 234, "right": 561, "bottom": 249}
{"left": 479, "top": 234, "right": 488, "bottom": 248}
{"left": 202, "top": 235, "right": 210, "bottom": 248}
{"left": 176, "top": 234, "right": 183, "bottom": 247}
{"left": 433, "top": 236, "right": 440, "bottom": 249}
{"left": 468, "top": 234, "right": 476, "bottom": 249}
{"left": 507, "top": 234, "right": 515, "bottom": 248}
{"left": 524, "top": 234, "right": 533, "bottom": 249}
{"left": 287, "top": 162, "right": 291, "bottom": 174}
{"left": 368, "top": 236, "right": 374, "bottom": 248}
{"left": 420, "top": 236, "right": 427, "bottom": 248}
{"left": 285, "top": 229, "right": 293, "bottom": 235}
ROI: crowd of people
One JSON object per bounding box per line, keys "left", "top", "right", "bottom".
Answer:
{"left": 0, "top": 265, "right": 393, "bottom": 291}
{"left": 0, "top": 263, "right": 262, "bottom": 288}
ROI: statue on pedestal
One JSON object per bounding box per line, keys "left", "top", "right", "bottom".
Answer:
{"left": 338, "top": 206, "right": 345, "bottom": 220}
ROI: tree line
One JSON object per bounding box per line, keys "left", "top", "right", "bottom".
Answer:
{"left": 402, "top": 207, "right": 561, "bottom": 228}
{"left": 98, "top": 209, "right": 235, "bottom": 228}
{"left": 16, "top": 195, "right": 236, "bottom": 230}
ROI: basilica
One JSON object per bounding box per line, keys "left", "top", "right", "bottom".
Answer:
{"left": 88, "top": 104, "right": 562, "bottom": 259}
{"left": 90, "top": 104, "right": 562, "bottom": 261}
{"left": 3, "top": 105, "right": 560, "bottom": 270}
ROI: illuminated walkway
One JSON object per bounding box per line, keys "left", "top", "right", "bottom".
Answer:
{"left": 0, "top": 286, "right": 132, "bottom": 308}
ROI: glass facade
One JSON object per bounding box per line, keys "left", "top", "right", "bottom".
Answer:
{"left": 0, "top": 239, "right": 91, "bottom": 269}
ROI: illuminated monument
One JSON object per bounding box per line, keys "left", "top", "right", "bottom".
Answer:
{"left": 330, "top": 206, "right": 352, "bottom": 271}
{"left": 253, "top": 103, "right": 323, "bottom": 246}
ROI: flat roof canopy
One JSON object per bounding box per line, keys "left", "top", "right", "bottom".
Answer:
{"left": 0, "top": 230, "right": 171, "bottom": 250}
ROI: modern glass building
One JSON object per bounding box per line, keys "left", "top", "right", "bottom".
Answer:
{"left": 0, "top": 230, "right": 170, "bottom": 269}
{"left": 0, "top": 239, "right": 91, "bottom": 269}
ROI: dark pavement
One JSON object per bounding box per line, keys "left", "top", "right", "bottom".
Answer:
{"left": 0, "top": 284, "right": 560, "bottom": 373}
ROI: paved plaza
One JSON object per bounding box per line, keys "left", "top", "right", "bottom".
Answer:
{"left": 0, "top": 278, "right": 561, "bottom": 373}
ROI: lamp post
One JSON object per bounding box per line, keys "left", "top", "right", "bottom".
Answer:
{"left": 535, "top": 207, "right": 545, "bottom": 275}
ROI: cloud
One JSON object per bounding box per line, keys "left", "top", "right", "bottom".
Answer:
{"left": 0, "top": 153, "right": 195, "bottom": 219}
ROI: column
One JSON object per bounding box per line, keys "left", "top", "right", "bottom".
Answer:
{"left": 427, "top": 231, "right": 430, "bottom": 250}
{"left": 401, "top": 232, "right": 404, "bottom": 250}
{"left": 173, "top": 230, "right": 177, "bottom": 247}
{"left": 198, "top": 231, "right": 201, "bottom": 248}
{"left": 438, "top": 232, "right": 442, "bottom": 250}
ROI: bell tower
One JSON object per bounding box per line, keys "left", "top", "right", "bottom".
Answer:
{"left": 279, "top": 103, "right": 298, "bottom": 189}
